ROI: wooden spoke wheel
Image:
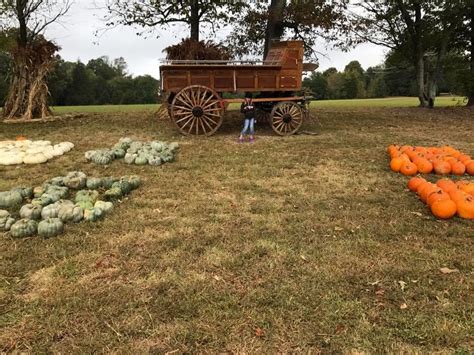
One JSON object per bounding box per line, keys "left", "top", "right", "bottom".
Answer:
{"left": 171, "top": 85, "right": 224, "bottom": 136}
{"left": 270, "top": 101, "right": 304, "bottom": 136}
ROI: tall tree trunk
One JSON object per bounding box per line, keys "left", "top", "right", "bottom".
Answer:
{"left": 415, "top": 52, "right": 428, "bottom": 107}
{"left": 16, "top": 0, "right": 28, "bottom": 47}
{"left": 263, "top": 0, "right": 286, "bottom": 59}
{"left": 190, "top": 0, "right": 199, "bottom": 41}
{"left": 468, "top": 4, "right": 474, "bottom": 106}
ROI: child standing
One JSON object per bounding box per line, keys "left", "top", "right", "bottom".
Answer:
{"left": 239, "top": 95, "right": 255, "bottom": 143}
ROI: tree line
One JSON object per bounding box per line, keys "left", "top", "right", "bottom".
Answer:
{"left": 303, "top": 50, "right": 470, "bottom": 100}
{"left": 0, "top": 53, "right": 159, "bottom": 106}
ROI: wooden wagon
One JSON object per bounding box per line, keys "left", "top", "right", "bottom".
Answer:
{"left": 159, "top": 40, "right": 317, "bottom": 136}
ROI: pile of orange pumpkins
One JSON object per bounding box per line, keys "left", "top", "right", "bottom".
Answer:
{"left": 408, "top": 177, "right": 474, "bottom": 219}
{"left": 387, "top": 145, "right": 474, "bottom": 220}
{"left": 387, "top": 145, "right": 474, "bottom": 176}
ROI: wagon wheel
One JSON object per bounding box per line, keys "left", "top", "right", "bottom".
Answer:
{"left": 270, "top": 101, "right": 304, "bottom": 136}
{"left": 171, "top": 85, "right": 224, "bottom": 136}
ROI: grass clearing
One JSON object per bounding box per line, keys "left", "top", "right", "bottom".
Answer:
{"left": 0, "top": 106, "right": 473, "bottom": 352}
{"left": 46, "top": 96, "right": 468, "bottom": 114}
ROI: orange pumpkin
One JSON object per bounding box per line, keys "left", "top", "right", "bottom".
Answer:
{"left": 416, "top": 158, "right": 433, "bottom": 174}
{"left": 408, "top": 177, "right": 426, "bottom": 192}
{"left": 400, "top": 161, "right": 418, "bottom": 176}
{"left": 458, "top": 154, "right": 471, "bottom": 163}
{"left": 449, "top": 189, "right": 467, "bottom": 204}
{"left": 433, "top": 161, "right": 451, "bottom": 175}
{"left": 390, "top": 157, "right": 405, "bottom": 172}
{"left": 427, "top": 189, "right": 450, "bottom": 207}
{"left": 436, "top": 179, "right": 457, "bottom": 193}
{"left": 456, "top": 195, "right": 474, "bottom": 219}
{"left": 420, "top": 184, "right": 438, "bottom": 203}
{"left": 466, "top": 161, "right": 474, "bottom": 176}
{"left": 451, "top": 162, "right": 466, "bottom": 176}
{"left": 431, "top": 199, "right": 457, "bottom": 219}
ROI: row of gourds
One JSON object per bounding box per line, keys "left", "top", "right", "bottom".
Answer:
{"left": 0, "top": 140, "right": 74, "bottom": 165}
{"left": 408, "top": 177, "right": 474, "bottom": 219}
{"left": 388, "top": 145, "right": 474, "bottom": 176}
{"left": 85, "top": 137, "right": 179, "bottom": 166}
{"left": 0, "top": 171, "right": 141, "bottom": 238}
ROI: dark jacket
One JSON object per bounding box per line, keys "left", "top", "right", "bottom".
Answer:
{"left": 240, "top": 100, "right": 255, "bottom": 120}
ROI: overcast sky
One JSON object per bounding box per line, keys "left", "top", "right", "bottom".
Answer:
{"left": 45, "top": 1, "right": 387, "bottom": 79}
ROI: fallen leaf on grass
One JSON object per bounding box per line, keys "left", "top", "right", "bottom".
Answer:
{"left": 334, "top": 226, "right": 343, "bottom": 231}
{"left": 255, "top": 328, "right": 264, "bottom": 337}
{"left": 400, "top": 303, "right": 408, "bottom": 309}
{"left": 398, "top": 280, "right": 407, "bottom": 291}
{"left": 213, "top": 275, "right": 222, "bottom": 281}
{"left": 300, "top": 255, "right": 308, "bottom": 261}
{"left": 439, "top": 267, "right": 459, "bottom": 274}
{"left": 410, "top": 212, "right": 423, "bottom": 217}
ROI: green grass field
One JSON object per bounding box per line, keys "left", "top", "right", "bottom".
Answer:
{"left": 0, "top": 105, "right": 473, "bottom": 352}
{"left": 49, "top": 96, "right": 468, "bottom": 114}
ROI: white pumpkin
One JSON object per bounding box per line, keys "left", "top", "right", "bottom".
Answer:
{"left": 23, "top": 153, "right": 48, "bottom": 164}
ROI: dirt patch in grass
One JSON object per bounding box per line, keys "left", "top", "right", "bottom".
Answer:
{"left": 0, "top": 106, "right": 473, "bottom": 352}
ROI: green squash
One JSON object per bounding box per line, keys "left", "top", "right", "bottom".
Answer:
{"left": 58, "top": 205, "right": 84, "bottom": 223}
{"left": 116, "top": 137, "right": 133, "bottom": 150}
{"left": 104, "top": 187, "right": 123, "bottom": 201}
{"left": 102, "top": 177, "right": 119, "bottom": 189}
{"left": 160, "top": 150, "right": 175, "bottom": 163}
{"left": 75, "top": 190, "right": 99, "bottom": 204}
{"left": 85, "top": 150, "right": 96, "bottom": 161}
{"left": 45, "top": 185, "right": 69, "bottom": 199}
{"left": 0, "top": 190, "right": 23, "bottom": 209}
{"left": 83, "top": 207, "right": 104, "bottom": 222}
{"left": 124, "top": 153, "right": 137, "bottom": 165}
{"left": 91, "top": 150, "right": 114, "bottom": 165}
{"left": 38, "top": 218, "right": 64, "bottom": 238}
{"left": 150, "top": 141, "right": 164, "bottom": 152}
{"left": 86, "top": 177, "right": 103, "bottom": 190}
{"left": 64, "top": 171, "right": 87, "bottom": 189}
{"left": 122, "top": 175, "right": 141, "bottom": 190}
{"left": 41, "top": 203, "right": 60, "bottom": 219}
{"left": 31, "top": 194, "right": 54, "bottom": 207}
{"left": 112, "top": 180, "right": 132, "bottom": 195}
{"left": 10, "top": 219, "right": 38, "bottom": 238}
{"left": 112, "top": 148, "right": 126, "bottom": 159}
{"left": 94, "top": 200, "right": 113, "bottom": 214}
{"left": 134, "top": 155, "right": 148, "bottom": 165}
{"left": 19, "top": 204, "right": 43, "bottom": 220}
{"left": 49, "top": 177, "right": 65, "bottom": 186}
{"left": 11, "top": 187, "right": 34, "bottom": 199}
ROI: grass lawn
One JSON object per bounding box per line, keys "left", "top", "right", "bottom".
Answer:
{"left": 0, "top": 106, "right": 473, "bottom": 352}
{"left": 49, "top": 96, "right": 468, "bottom": 114}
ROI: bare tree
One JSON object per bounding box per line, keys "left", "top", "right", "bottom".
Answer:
{"left": 0, "top": 0, "right": 71, "bottom": 120}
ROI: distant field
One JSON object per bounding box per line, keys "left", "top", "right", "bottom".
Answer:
{"left": 49, "top": 96, "right": 467, "bottom": 114}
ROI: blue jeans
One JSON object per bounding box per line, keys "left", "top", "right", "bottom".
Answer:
{"left": 241, "top": 118, "right": 255, "bottom": 135}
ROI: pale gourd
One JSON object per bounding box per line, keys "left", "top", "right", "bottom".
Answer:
{"left": 85, "top": 150, "right": 96, "bottom": 161}
{"left": 64, "top": 171, "right": 87, "bottom": 189}
{"left": 0, "top": 210, "right": 16, "bottom": 232}
{"left": 38, "top": 218, "right": 64, "bottom": 238}
{"left": 75, "top": 201, "right": 94, "bottom": 210}
{"left": 83, "top": 207, "right": 104, "bottom": 222}
{"left": 10, "top": 219, "right": 38, "bottom": 238}
{"left": 23, "top": 153, "right": 48, "bottom": 164}
{"left": 32, "top": 195, "right": 53, "bottom": 207}
{"left": 113, "top": 148, "right": 126, "bottom": 159}
{"left": 124, "top": 153, "right": 137, "bottom": 164}
{"left": 75, "top": 190, "right": 99, "bottom": 204}
{"left": 41, "top": 200, "right": 74, "bottom": 219}
{"left": 45, "top": 185, "right": 69, "bottom": 199}
{"left": 135, "top": 155, "right": 148, "bottom": 165}
{"left": 49, "top": 177, "right": 65, "bottom": 186}
{"left": 58, "top": 205, "right": 83, "bottom": 223}
{"left": 86, "top": 177, "right": 103, "bottom": 190}
{"left": 33, "top": 186, "right": 45, "bottom": 198}
{"left": 0, "top": 190, "right": 24, "bottom": 209}
{"left": 148, "top": 157, "right": 162, "bottom": 166}
{"left": 20, "top": 204, "right": 43, "bottom": 220}
{"left": 94, "top": 200, "right": 113, "bottom": 214}
{"left": 123, "top": 175, "right": 141, "bottom": 190}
